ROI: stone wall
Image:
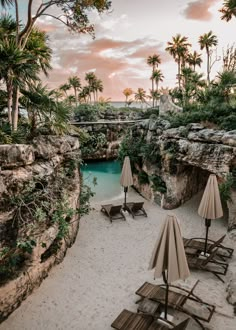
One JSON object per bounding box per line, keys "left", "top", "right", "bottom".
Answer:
{"left": 98, "top": 108, "right": 144, "bottom": 121}
{"left": 0, "top": 135, "right": 81, "bottom": 321}
{"left": 129, "top": 119, "right": 236, "bottom": 229}
{"left": 74, "top": 107, "right": 144, "bottom": 122}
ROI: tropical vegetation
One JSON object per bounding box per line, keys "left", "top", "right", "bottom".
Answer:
{"left": 0, "top": 0, "right": 111, "bottom": 132}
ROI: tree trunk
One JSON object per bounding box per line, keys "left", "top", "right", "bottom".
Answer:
{"left": 152, "top": 67, "right": 154, "bottom": 107}
{"left": 12, "top": 86, "right": 20, "bottom": 131}
{"left": 207, "top": 48, "right": 210, "bottom": 85}
{"left": 6, "top": 81, "right": 13, "bottom": 126}
{"left": 74, "top": 88, "right": 78, "bottom": 106}
{"left": 178, "top": 58, "right": 181, "bottom": 88}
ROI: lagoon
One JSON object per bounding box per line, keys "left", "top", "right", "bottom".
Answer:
{"left": 81, "top": 160, "right": 122, "bottom": 202}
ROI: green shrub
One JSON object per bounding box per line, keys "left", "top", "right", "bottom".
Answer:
{"left": 118, "top": 134, "right": 143, "bottom": 169}
{"left": 78, "top": 178, "right": 95, "bottom": 216}
{"left": 80, "top": 131, "right": 106, "bottom": 156}
{"left": 142, "top": 108, "right": 159, "bottom": 119}
{"left": 74, "top": 104, "right": 98, "bottom": 122}
{"left": 138, "top": 171, "right": 149, "bottom": 185}
{"left": 219, "top": 171, "right": 236, "bottom": 202}
{"left": 141, "top": 142, "right": 162, "bottom": 166}
{"left": 0, "top": 120, "right": 30, "bottom": 144}
{"left": 220, "top": 115, "right": 236, "bottom": 130}
{"left": 150, "top": 175, "right": 167, "bottom": 194}
{"left": 164, "top": 141, "right": 179, "bottom": 155}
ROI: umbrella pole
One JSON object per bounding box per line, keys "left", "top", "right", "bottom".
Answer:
{"left": 162, "top": 270, "right": 168, "bottom": 319}
{"left": 124, "top": 187, "right": 128, "bottom": 210}
{"left": 204, "top": 218, "right": 211, "bottom": 254}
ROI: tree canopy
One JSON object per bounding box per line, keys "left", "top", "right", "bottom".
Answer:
{"left": 0, "top": 1, "right": 112, "bottom": 48}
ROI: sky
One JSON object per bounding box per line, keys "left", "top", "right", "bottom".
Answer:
{"left": 4, "top": 0, "right": 236, "bottom": 100}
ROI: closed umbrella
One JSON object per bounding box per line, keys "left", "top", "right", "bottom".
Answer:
{"left": 149, "top": 214, "right": 190, "bottom": 319}
{"left": 198, "top": 174, "right": 223, "bottom": 255}
{"left": 120, "top": 156, "right": 133, "bottom": 209}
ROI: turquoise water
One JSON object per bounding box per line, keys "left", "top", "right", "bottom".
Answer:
{"left": 81, "top": 160, "right": 123, "bottom": 201}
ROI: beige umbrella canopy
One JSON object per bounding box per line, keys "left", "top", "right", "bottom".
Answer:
{"left": 198, "top": 174, "right": 223, "bottom": 220}
{"left": 120, "top": 156, "right": 133, "bottom": 208}
{"left": 149, "top": 214, "right": 190, "bottom": 318}
{"left": 198, "top": 174, "right": 223, "bottom": 254}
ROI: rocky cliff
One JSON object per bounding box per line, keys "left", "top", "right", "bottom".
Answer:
{"left": 0, "top": 135, "right": 81, "bottom": 321}
{"left": 79, "top": 122, "right": 134, "bottom": 160}
{"left": 128, "top": 118, "right": 236, "bottom": 229}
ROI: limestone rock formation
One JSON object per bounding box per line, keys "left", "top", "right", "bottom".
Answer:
{"left": 0, "top": 136, "right": 81, "bottom": 322}
{"left": 129, "top": 118, "right": 236, "bottom": 229}
{"left": 159, "top": 94, "right": 183, "bottom": 115}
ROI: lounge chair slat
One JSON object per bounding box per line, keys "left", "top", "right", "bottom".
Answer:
{"left": 183, "top": 235, "right": 234, "bottom": 259}
{"left": 111, "top": 309, "right": 190, "bottom": 329}
{"left": 135, "top": 281, "right": 215, "bottom": 329}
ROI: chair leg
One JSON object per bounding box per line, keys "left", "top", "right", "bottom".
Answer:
{"left": 213, "top": 272, "right": 225, "bottom": 283}
{"left": 142, "top": 208, "right": 147, "bottom": 217}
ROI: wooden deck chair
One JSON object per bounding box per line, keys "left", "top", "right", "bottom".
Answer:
{"left": 101, "top": 204, "right": 125, "bottom": 223}
{"left": 135, "top": 280, "right": 215, "bottom": 330}
{"left": 186, "top": 248, "right": 228, "bottom": 282}
{"left": 111, "top": 309, "right": 190, "bottom": 329}
{"left": 183, "top": 235, "right": 234, "bottom": 259}
{"left": 125, "top": 202, "right": 147, "bottom": 218}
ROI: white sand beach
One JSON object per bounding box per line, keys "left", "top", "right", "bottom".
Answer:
{"left": 1, "top": 190, "right": 235, "bottom": 330}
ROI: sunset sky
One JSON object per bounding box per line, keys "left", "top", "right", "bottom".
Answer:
{"left": 7, "top": 1, "right": 236, "bottom": 100}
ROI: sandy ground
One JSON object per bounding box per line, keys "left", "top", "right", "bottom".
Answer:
{"left": 1, "top": 190, "right": 236, "bottom": 330}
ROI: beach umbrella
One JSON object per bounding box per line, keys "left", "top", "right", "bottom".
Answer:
{"left": 198, "top": 174, "right": 223, "bottom": 255}
{"left": 149, "top": 214, "right": 190, "bottom": 319}
{"left": 120, "top": 156, "right": 133, "bottom": 209}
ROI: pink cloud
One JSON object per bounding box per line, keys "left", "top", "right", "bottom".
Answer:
{"left": 41, "top": 35, "right": 168, "bottom": 100}
{"left": 183, "top": 0, "right": 218, "bottom": 21}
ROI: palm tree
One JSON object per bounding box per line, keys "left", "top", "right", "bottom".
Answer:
{"left": 217, "top": 70, "right": 236, "bottom": 103}
{"left": 68, "top": 76, "right": 81, "bottom": 106}
{"left": 25, "top": 29, "right": 52, "bottom": 76}
{"left": 149, "top": 90, "right": 160, "bottom": 107}
{"left": 85, "top": 72, "right": 96, "bottom": 103}
{"left": 97, "top": 96, "right": 111, "bottom": 106}
{"left": 134, "top": 88, "right": 147, "bottom": 108}
{"left": 92, "top": 78, "right": 103, "bottom": 102}
{"left": 180, "top": 68, "right": 206, "bottom": 107}
{"left": 0, "top": 17, "right": 52, "bottom": 130}
{"left": 0, "top": 38, "right": 38, "bottom": 125}
{"left": 51, "top": 88, "right": 63, "bottom": 102}
{"left": 0, "top": 0, "right": 111, "bottom": 131}
{"left": 220, "top": 0, "right": 236, "bottom": 21}
{"left": 79, "top": 86, "right": 90, "bottom": 103}
{"left": 20, "top": 82, "right": 50, "bottom": 135}
{"left": 59, "top": 83, "right": 71, "bottom": 98}
{"left": 147, "top": 54, "right": 161, "bottom": 106}
{"left": 187, "top": 51, "right": 202, "bottom": 71}
{"left": 166, "top": 34, "right": 191, "bottom": 88}
{"left": 199, "top": 31, "right": 218, "bottom": 85}
{"left": 123, "top": 88, "right": 133, "bottom": 106}
{"left": 21, "top": 82, "right": 71, "bottom": 136}
{"left": 152, "top": 69, "right": 164, "bottom": 92}
{"left": 65, "top": 95, "right": 76, "bottom": 107}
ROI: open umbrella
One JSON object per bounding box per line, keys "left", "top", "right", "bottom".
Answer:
{"left": 120, "top": 156, "right": 133, "bottom": 209}
{"left": 149, "top": 214, "right": 190, "bottom": 319}
{"left": 198, "top": 174, "right": 223, "bottom": 255}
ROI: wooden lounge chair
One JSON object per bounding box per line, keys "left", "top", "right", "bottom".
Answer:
{"left": 183, "top": 235, "right": 234, "bottom": 260}
{"left": 125, "top": 202, "right": 147, "bottom": 218}
{"left": 101, "top": 204, "right": 126, "bottom": 223}
{"left": 111, "top": 309, "right": 190, "bottom": 329}
{"left": 135, "top": 280, "right": 215, "bottom": 330}
{"left": 186, "top": 248, "right": 228, "bottom": 282}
